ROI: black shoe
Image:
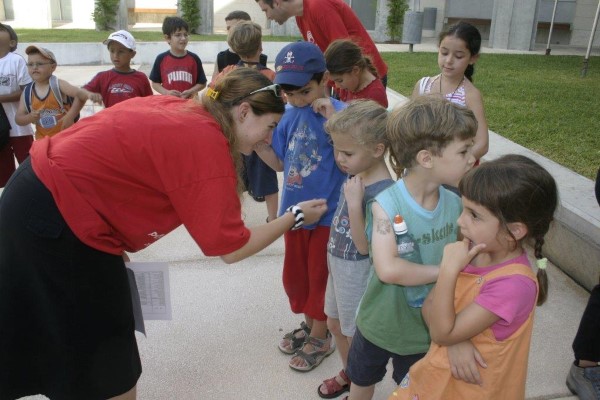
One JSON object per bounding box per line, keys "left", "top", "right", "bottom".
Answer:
{"left": 253, "top": 195, "right": 265, "bottom": 202}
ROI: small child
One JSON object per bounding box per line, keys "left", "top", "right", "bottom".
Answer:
{"left": 412, "top": 21, "right": 489, "bottom": 161}
{"left": 317, "top": 99, "right": 393, "bottom": 398}
{"left": 254, "top": 41, "right": 346, "bottom": 372}
{"left": 0, "top": 23, "right": 34, "bottom": 187}
{"left": 389, "top": 154, "right": 558, "bottom": 400}
{"left": 83, "top": 30, "right": 153, "bottom": 108}
{"left": 15, "top": 46, "right": 89, "bottom": 140}
{"left": 345, "top": 96, "right": 477, "bottom": 400}
{"left": 150, "top": 16, "right": 207, "bottom": 99}
{"left": 212, "top": 10, "right": 267, "bottom": 77}
{"left": 324, "top": 39, "right": 388, "bottom": 108}
{"left": 210, "top": 21, "right": 279, "bottom": 223}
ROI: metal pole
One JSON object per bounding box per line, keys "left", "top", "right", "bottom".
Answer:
{"left": 581, "top": 0, "right": 600, "bottom": 77}
{"left": 546, "top": 0, "right": 558, "bottom": 55}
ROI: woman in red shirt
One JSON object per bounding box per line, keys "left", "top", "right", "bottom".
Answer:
{"left": 0, "top": 68, "right": 327, "bottom": 400}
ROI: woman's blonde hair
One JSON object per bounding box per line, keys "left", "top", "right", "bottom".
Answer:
{"left": 201, "top": 68, "right": 285, "bottom": 195}
{"left": 325, "top": 99, "right": 388, "bottom": 148}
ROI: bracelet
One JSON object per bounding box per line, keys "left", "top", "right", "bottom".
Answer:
{"left": 286, "top": 205, "right": 304, "bottom": 231}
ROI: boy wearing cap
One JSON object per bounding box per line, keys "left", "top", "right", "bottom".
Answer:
{"left": 15, "top": 46, "right": 89, "bottom": 140}
{"left": 150, "top": 17, "right": 207, "bottom": 99}
{"left": 255, "top": 41, "right": 346, "bottom": 372}
{"left": 0, "top": 22, "right": 34, "bottom": 187}
{"left": 82, "top": 30, "right": 153, "bottom": 108}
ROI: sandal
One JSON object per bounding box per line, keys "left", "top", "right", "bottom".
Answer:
{"left": 278, "top": 322, "right": 311, "bottom": 354}
{"left": 289, "top": 334, "right": 335, "bottom": 372}
{"left": 318, "top": 369, "right": 351, "bottom": 398}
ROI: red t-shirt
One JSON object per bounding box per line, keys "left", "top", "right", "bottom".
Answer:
{"left": 296, "top": 0, "right": 388, "bottom": 79}
{"left": 30, "top": 96, "right": 250, "bottom": 256}
{"left": 337, "top": 78, "right": 388, "bottom": 108}
{"left": 149, "top": 50, "right": 208, "bottom": 92}
{"left": 83, "top": 69, "right": 153, "bottom": 108}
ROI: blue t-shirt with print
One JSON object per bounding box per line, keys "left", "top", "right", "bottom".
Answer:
{"left": 272, "top": 99, "right": 347, "bottom": 228}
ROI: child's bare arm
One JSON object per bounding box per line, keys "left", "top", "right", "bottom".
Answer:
{"left": 15, "top": 92, "right": 39, "bottom": 126}
{"left": 0, "top": 88, "right": 23, "bottom": 104}
{"left": 312, "top": 98, "right": 336, "bottom": 120}
{"left": 181, "top": 82, "right": 206, "bottom": 99}
{"left": 253, "top": 142, "right": 284, "bottom": 172}
{"left": 151, "top": 81, "right": 181, "bottom": 97}
{"left": 345, "top": 176, "right": 369, "bottom": 255}
{"left": 465, "top": 87, "right": 489, "bottom": 160}
{"left": 370, "top": 202, "right": 440, "bottom": 285}
{"left": 427, "top": 239, "right": 499, "bottom": 346}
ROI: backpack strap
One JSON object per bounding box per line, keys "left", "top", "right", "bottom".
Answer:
{"left": 22, "top": 81, "right": 34, "bottom": 114}
{"left": 49, "top": 75, "right": 67, "bottom": 114}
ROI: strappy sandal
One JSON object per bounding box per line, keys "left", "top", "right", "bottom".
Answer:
{"left": 289, "top": 334, "right": 335, "bottom": 372}
{"left": 278, "top": 321, "right": 311, "bottom": 354}
{"left": 318, "top": 369, "right": 351, "bottom": 399}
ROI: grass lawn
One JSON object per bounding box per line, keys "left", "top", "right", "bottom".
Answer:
{"left": 382, "top": 52, "right": 599, "bottom": 179}
{"left": 15, "top": 29, "right": 598, "bottom": 178}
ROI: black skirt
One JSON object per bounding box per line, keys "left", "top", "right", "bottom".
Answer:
{"left": 0, "top": 158, "right": 141, "bottom": 400}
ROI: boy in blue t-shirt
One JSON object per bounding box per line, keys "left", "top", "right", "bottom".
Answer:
{"left": 345, "top": 96, "right": 478, "bottom": 399}
{"left": 149, "top": 16, "right": 207, "bottom": 99}
{"left": 255, "top": 41, "right": 346, "bottom": 372}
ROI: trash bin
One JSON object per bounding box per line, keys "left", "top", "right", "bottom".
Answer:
{"left": 402, "top": 11, "right": 424, "bottom": 51}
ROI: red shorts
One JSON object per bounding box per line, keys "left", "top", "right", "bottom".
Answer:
{"left": 282, "top": 226, "right": 330, "bottom": 321}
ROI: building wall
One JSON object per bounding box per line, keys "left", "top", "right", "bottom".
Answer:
{"left": 571, "top": 0, "right": 600, "bottom": 47}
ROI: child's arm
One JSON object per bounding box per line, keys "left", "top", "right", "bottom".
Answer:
{"left": 426, "top": 238, "right": 499, "bottom": 346}
{"left": 57, "top": 79, "right": 88, "bottom": 129}
{"left": 345, "top": 176, "right": 369, "bottom": 255}
{"left": 424, "top": 285, "right": 488, "bottom": 385}
{"left": 181, "top": 82, "right": 206, "bottom": 99}
{"left": 0, "top": 88, "right": 24, "bottom": 104}
{"left": 465, "top": 86, "right": 489, "bottom": 160}
{"left": 253, "top": 142, "right": 284, "bottom": 172}
{"left": 15, "top": 91, "right": 40, "bottom": 126}
{"left": 312, "top": 98, "right": 336, "bottom": 120}
{"left": 80, "top": 88, "right": 103, "bottom": 105}
{"left": 151, "top": 81, "right": 182, "bottom": 97}
{"left": 370, "top": 202, "right": 440, "bottom": 285}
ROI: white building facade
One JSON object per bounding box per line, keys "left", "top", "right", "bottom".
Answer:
{"left": 1, "top": 0, "right": 598, "bottom": 50}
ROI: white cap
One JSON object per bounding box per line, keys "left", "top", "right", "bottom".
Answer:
{"left": 103, "top": 30, "right": 136, "bottom": 50}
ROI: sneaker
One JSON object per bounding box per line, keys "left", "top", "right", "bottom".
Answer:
{"left": 566, "top": 362, "right": 600, "bottom": 400}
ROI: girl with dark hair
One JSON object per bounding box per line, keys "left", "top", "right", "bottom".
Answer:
{"left": 412, "top": 21, "right": 489, "bottom": 161}
{"left": 324, "top": 39, "right": 388, "bottom": 108}
{"left": 0, "top": 68, "right": 327, "bottom": 400}
{"left": 389, "top": 154, "right": 558, "bottom": 400}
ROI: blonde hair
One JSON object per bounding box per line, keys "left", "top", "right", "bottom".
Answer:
{"left": 201, "top": 68, "right": 285, "bottom": 194}
{"left": 325, "top": 99, "right": 388, "bottom": 148}
{"left": 227, "top": 21, "right": 262, "bottom": 60}
{"left": 387, "top": 96, "right": 477, "bottom": 176}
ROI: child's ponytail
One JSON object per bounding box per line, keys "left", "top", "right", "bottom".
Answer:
{"left": 534, "top": 236, "right": 549, "bottom": 306}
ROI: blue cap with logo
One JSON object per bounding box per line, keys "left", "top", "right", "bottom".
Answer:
{"left": 274, "top": 41, "right": 326, "bottom": 87}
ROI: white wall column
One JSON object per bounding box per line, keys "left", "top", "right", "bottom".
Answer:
{"left": 489, "top": 0, "right": 539, "bottom": 50}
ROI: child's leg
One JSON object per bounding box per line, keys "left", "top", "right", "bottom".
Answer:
{"left": 346, "top": 328, "right": 391, "bottom": 400}
{"left": 265, "top": 192, "right": 278, "bottom": 222}
{"left": 289, "top": 227, "right": 334, "bottom": 370}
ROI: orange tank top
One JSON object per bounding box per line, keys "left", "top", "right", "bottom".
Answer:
{"left": 389, "top": 263, "right": 538, "bottom": 400}
{"left": 31, "top": 83, "right": 70, "bottom": 139}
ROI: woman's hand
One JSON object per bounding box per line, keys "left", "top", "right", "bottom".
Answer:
{"left": 296, "top": 199, "right": 328, "bottom": 226}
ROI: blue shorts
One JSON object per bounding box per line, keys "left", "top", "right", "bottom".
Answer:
{"left": 346, "top": 327, "right": 426, "bottom": 386}
{"left": 242, "top": 151, "right": 278, "bottom": 197}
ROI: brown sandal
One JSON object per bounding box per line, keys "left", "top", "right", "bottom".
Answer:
{"left": 318, "top": 369, "right": 351, "bottom": 398}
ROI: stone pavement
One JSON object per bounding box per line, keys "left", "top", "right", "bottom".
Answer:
{"left": 15, "top": 54, "right": 595, "bottom": 399}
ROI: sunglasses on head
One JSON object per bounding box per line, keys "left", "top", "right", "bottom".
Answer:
{"left": 229, "top": 84, "right": 282, "bottom": 104}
